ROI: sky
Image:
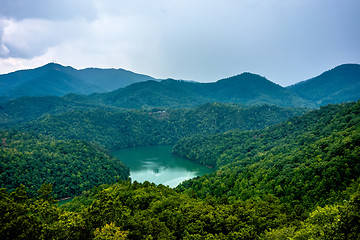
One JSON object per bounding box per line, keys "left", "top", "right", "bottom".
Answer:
{"left": 0, "top": 0, "right": 359, "bottom": 86}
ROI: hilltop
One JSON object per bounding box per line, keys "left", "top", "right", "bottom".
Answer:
{"left": 0, "top": 63, "right": 155, "bottom": 99}
{"left": 287, "top": 63, "right": 360, "bottom": 105}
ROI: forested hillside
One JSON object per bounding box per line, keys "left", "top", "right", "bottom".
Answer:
{"left": 288, "top": 64, "right": 360, "bottom": 105}
{"left": 19, "top": 103, "right": 307, "bottom": 149}
{"left": 0, "top": 130, "right": 129, "bottom": 199}
{"left": 174, "top": 101, "right": 360, "bottom": 209}
{"left": 0, "top": 63, "right": 155, "bottom": 99}
{"left": 2, "top": 63, "right": 359, "bottom": 108}
{"left": 0, "top": 101, "right": 359, "bottom": 239}
{"left": 0, "top": 96, "right": 107, "bottom": 128}
{"left": 86, "top": 73, "right": 314, "bottom": 108}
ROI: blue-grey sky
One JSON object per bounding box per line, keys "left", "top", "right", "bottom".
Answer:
{"left": 0, "top": 0, "right": 359, "bottom": 86}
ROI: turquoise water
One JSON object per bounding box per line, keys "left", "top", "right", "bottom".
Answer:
{"left": 112, "top": 145, "right": 213, "bottom": 188}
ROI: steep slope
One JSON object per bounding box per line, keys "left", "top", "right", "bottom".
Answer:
{"left": 287, "top": 63, "right": 360, "bottom": 105}
{"left": 0, "top": 63, "right": 155, "bottom": 99}
{"left": 174, "top": 101, "right": 360, "bottom": 209}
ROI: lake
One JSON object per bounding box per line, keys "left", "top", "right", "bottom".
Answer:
{"left": 112, "top": 145, "right": 214, "bottom": 188}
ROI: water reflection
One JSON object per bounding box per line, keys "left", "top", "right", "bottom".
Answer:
{"left": 112, "top": 145, "right": 213, "bottom": 188}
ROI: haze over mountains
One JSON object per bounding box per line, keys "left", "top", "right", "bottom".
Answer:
{"left": 0, "top": 63, "right": 359, "bottom": 108}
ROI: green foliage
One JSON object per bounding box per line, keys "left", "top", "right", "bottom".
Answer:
{"left": 0, "top": 75, "right": 359, "bottom": 239}
{"left": 1, "top": 168, "right": 360, "bottom": 239}
{"left": 0, "top": 130, "right": 129, "bottom": 198}
{"left": 0, "top": 95, "right": 106, "bottom": 128}
{"left": 64, "top": 73, "right": 314, "bottom": 109}
{"left": 0, "top": 184, "right": 86, "bottom": 240}
{"left": 77, "top": 181, "right": 292, "bottom": 239}
{"left": 19, "top": 103, "right": 307, "bottom": 150}
{"left": 175, "top": 101, "right": 360, "bottom": 210}
{"left": 0, "top": 72, "right": 316, "bottom": 129}
{"left": 93, "top": 222, "right": 128, "bottom": 240}
{"left": 265, "top": 187, "right": 360, "bottom": 240}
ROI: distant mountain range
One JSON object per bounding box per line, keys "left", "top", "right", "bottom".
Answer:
{"left": 83, "top": 73, "right": 314, "bottom": 108}
{"left": 0, "top": 63, "right": 359, "bottom": 108}
{"left": 0, "top": 63, "right": 155, "bottom": 98}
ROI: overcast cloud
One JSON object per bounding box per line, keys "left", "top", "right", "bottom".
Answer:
{"left": 0, "top": 0, "right": 359, "bottom": 86}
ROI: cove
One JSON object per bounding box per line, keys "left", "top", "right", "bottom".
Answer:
{"left": 112, "top": 145, "right": 214, "bottom": 188}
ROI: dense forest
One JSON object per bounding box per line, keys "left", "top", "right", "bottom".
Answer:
{"left": 1, "top": 101, "right": 359, "bottom": 239}
{"left": 174, "top": 102, "right": 360, "bottom": 206}
{"left": 18, "top": 103, "right": 307, "bottom": 150}
{"left": 1, "top": 179, "right": 359, "bottom": 239}
{"left": 1, "top": 63, "right": 360, "bottom": 239}
{"left": 0, "top": 130, "right": 129, "bottom": 199}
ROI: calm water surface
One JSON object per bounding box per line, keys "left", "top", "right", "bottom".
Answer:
{"left": 112, "top": 145, "right": 213, "bottom": 188}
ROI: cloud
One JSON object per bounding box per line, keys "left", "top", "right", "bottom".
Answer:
{"left": 0, "top": 19, "right": 10, "bottom": 56}
{"left": 0, "top": 17, "right": 95, "bottom": 59}
{"left": 0, "top": 0, "right": 98, "bottom": 21}
{"left": 0, "top": 0, "right": 359, "bottom": 86}
{"left": 0, "top": 0, "right": 99, "bottom": 59}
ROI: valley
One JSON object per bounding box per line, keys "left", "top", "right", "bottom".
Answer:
{"left": 0, "top": 63, "right": 359, "bottom": 239}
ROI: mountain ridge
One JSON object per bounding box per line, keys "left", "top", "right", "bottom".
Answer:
{"left": 82, "top": 72, "right": 314, "bottom": 109}
{"left": 287, "top": 63, "right": 360, "bottom": 105}
{"left": 0, "top": 63, "right": 155, "bottom": 99}
{"left": 0, "top": 63, "right": 359, "bottom": 108}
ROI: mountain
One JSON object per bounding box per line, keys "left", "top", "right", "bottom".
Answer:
{"left": 0, "top": 63, "right": 155, "bottom": 100}
{"left": 0, "top": 73, "right": 316, "bottom": 128}
{"left": 87, "top": 73, "right": 314, "bottom": 108}
{"left": 208, "top": 73, "right": 311, "bottom": 106}
{"left": 5, "top": 69, "right": 100, "bottom": 98}
{"left": 2, "top": 63, "right": 360, "bottom": 107}
{"left": 287, "top": 63, "right": 360, "bottom": 105}
{"left": 88, "top": 79, "right": 211, "bottom": 108}
{"left": 72, "top": 67, "right": 156, "bottom": 91}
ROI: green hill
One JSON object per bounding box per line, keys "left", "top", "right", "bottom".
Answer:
{"left": 87, "top": 73, "right": 314, "bottom": 109}
{"left": 1, "top": 63, "right": 360, "bottom": 108}
{"left": 287, "top": 64, "right": 360, "bottom": 105}
{"left": 0, "top": 130, "right": 129, "bottom": 199}
{"left": 6, "top": 69, "right": 100, "bottom": 98}
{"left": 0, "top": 63, "right": 155, "bottom": 99}
{"left": 174, "top": 101, "right": 360, "bottom": 209}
